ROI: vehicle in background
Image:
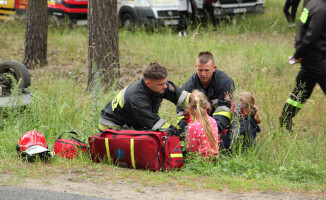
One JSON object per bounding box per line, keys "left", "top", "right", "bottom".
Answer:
{"left": 1, "top": 0, "right": 265, "bottom": 26}
{"left": 0, "top": 0, "right": 27, "bottom": 20}
{"left": 47, "top": 0, "right": 87, "bottom": 23}
{"left": 1, "top": 0, "right": 179, "bottom": 27}
{"left": 0, "top": 0, "right": 87, "bottom": 22}
{"left": 118, "top": 0, "right": 179, "bottom": 28}
{"left": 191, "top": 0, "right": 265, "bottom": 20}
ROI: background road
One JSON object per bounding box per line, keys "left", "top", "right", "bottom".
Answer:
{"left": 0, "top": 187, "right": 112, "bottom": 200}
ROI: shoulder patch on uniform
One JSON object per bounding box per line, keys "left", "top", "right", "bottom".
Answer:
{"left": 224, "top": 92, "right": 231, "bottom": 101}
{"left": 169, "top": 84, "right": 175, "bottom": 92}
{"left": 300, "top": 8, "right": 309, "bottom": 24}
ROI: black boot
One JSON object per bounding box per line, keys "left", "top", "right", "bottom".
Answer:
{"left": 279, "top": 103, "right": 301, "bottom": 131}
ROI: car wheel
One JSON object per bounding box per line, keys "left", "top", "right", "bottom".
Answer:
{"left": 0, "top": 60, "right": 31, "bottom": 95}
{"left": 121, "top": 13, "right": 135, "bottom": 29}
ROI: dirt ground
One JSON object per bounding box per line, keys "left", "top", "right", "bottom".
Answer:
{"left": 0, "top": 172, "right": 325, "bottom": 200}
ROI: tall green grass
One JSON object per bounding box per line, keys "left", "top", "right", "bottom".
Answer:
{"left": 0, "top": 0, "right": 325, "bottom": 193}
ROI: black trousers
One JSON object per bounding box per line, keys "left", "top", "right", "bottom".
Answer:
{"left": 292, "top": 49, "right": 326, "bottom": 103}
{"left": 177, "top": 11, "right": 189, "bottom": 32}
{"left": 283, "top": 0, "right": 301, "bottom": 23}
{"left": 203, "top": 3, "right": 216, "bottom": 28}
{"left": 280, "top": 49, "right": 326, "bottom": 129}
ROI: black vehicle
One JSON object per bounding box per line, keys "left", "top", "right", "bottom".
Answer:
{"left": 0, "top": 60, "right": 32, "bottom": 108}
{"left": 191, "top": 0, "right": 265, "bottom": 19}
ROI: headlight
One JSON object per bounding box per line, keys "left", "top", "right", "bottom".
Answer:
{"left": 49, "top": 0, "right": 63, "bottom": 3}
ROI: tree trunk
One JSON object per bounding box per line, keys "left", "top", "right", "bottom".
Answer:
{"left": 23, "top": 0, "right": 48, "bottom": 69}
{"left": 87, "top": 0, "right": 120, "bottom": 91}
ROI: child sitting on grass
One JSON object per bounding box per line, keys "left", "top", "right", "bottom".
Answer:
{"left": 183, "top": 90, "right": 220, "bottom": 158}
{"left": 220, "top": 92, "right": 262, "bottom": 151}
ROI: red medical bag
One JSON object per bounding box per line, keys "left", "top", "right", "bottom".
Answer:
{"left": 88, "top": 129, "right": 184, "bottom": 171}
{"left": 54, "top": 131, "right": 89, "bottom": 159}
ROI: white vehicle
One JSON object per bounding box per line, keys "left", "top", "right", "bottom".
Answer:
{"left": 118, "top": 0, "right": 180, "bottom": 27}
{"left": 191, "top": 0, "right": 265, "bottom": 19}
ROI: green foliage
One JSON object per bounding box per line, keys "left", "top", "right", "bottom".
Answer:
{"left": 0, "top": 0, "right": 325, "bottom": 193}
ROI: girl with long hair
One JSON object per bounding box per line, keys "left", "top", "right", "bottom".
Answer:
{"left": 220, "top": 91, "right": 262, "bottom": 150}
{"left": 184, "top": 90, "right": 219, "bottom": 157}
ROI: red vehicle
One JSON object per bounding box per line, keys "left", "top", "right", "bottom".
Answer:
{"left": 0, "top": 0, "right": 88, "bottom": 20}
{"left": 47, "top": 0, "right": 88, "bottom": 20}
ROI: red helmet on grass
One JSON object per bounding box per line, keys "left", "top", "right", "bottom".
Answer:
{"left": 16, "top": 130, "right": 53, "bottom": 161}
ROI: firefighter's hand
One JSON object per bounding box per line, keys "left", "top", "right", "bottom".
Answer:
{"left": 167, "top": 126, "right": 183, "bottom": 136}
{"left": 288, "top": 56, "right": 302, "bottom": 65}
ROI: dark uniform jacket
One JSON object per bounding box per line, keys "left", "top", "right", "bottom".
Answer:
{"left": 177, "top": 69, "right": 235, "bottom": 132}
{"left": 100, "top": 79, "right": 189, "bottom": 131}
{"left": 220, "top": 115, "right": 261, "bottom": 150}
{"left": 294, "top": 0, "right": 326, "bottom": 59}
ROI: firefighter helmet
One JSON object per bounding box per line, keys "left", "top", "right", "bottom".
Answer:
{"left": 16, "top": 130, "right": 53, "bottom": 159}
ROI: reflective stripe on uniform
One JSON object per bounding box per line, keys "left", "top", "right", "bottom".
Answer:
{"left": 99, "top": 123, "right": 122, "bottom": 131}
{"left": 111, "top": 86, "right": 128, "bottom": 111}
{"left": 177, "top": 111, "right": 184, "bottom": 122}
{"left": 177, "top": 91, "right": 190, "bottom": 109}
{"left": 214, "top": 106, "right": 231, "bottom": 119}
{"left": 177, "top": 115, "right": 185, "bottom": 122}
{"left": 152, "top": 118, "right": 166, "bottom": 130}
{"left": 105, "top": 138, "right": 112, "bottom": 164}
{"left": 170, "top": 153, "right": 183, "bottom": 158}
{"left": 213, "top": 111, "right": 232, "bottom": 120}
{"left": 130, "top": 139, "right": 136, "bottom": 169}
{"left": 211, "top": 99, "right": 219, "bottom": 106}
{"left": 286, "top": 98, "right": 303, "bottom": 109}
{"left": 161, "top": 122, "right": 171, "bottom": 129}
{"left": 214, "top": 105, "right": 230, "bottom": 113}
{"left": 99, "top": 117, "right": 122, "bottom": 128}
{"left": 300, "top": 8, "right": 309, "bottom": 24}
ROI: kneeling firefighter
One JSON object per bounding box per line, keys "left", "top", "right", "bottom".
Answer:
{"left": 99, "top": 62, "right": 190, "bottom": 137}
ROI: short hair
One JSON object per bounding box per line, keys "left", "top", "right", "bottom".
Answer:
{"left": 197, "top": 51, "right": 215, "bottom": 66}
{"left": 143, "top": 62, "right": 168, "bottom": 80}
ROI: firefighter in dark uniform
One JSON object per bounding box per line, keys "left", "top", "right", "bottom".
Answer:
{"left": 99, "top": 62, "right": 190, "bottom": 135}
{"left": 280, "top": 0, "right": 326, "bottom": 131}
{"left": 177, "top": 51, "right": 235, "bottom": 134}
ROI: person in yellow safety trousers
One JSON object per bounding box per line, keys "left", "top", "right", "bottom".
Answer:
{"left": 279, "top": 0, "right": 326, "bottom": 131}
{"left": 177, "top": 51, "right": 235, "bottom": 135}
{"left": 99, "top": 62, "right": 190, "bottom": 137}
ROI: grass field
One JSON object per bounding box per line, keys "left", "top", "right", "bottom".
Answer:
{"left": 0, "top": 0, "right": 325, "bottom": 194}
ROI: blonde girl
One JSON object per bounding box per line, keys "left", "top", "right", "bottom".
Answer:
{"left": 184, "top": 90, "right": 219, "bottom": 157}
{"left": 220, "top": 91, "right": 262, "bottom": 150}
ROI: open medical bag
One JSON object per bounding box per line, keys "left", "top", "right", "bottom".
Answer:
{"left": 54, "top": 131, "right": 89, "bottom": 159}
{"left": 88, "top": 129, "right": 184, "bottom": 171}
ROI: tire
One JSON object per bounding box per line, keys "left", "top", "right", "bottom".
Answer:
{"left": 121, "top": 13, "right": 135, "bottom": 29}
{"left": 0, "top": 60, "right": 31, "bottom": 89}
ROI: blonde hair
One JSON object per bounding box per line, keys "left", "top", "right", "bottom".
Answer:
{"left": 237, "top": 92, "right": 262, "bottom": 124}
{"left": 189, "top": 90, "right": 216, "bottom": 147}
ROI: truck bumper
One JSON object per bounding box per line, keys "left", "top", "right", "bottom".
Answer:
{"left": 48, "top": 8, "right": 87, "bottom": 20}
{"left": 134, "top": 7, "right": 179, "bottom": 26}
{"left": 214, "top": 4, "right": 264, "bottom": 18}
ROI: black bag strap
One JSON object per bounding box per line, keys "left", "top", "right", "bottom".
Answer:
{"left": 57, "top": 131, "right": 78, "bottom": 140}
{"left": 57, "top": 131, "right": 88, "bottom": 148}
